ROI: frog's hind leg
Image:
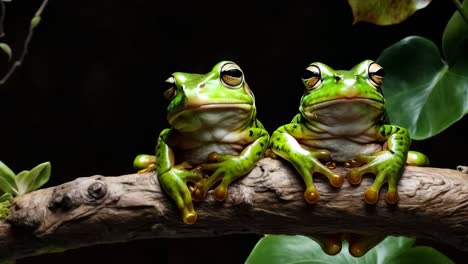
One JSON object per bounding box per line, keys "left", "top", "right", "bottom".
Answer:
{"left": 133, "top": 154, "right": 157, "bottom": 173}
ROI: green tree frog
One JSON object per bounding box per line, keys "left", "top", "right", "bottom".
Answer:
{"left": 134, "top": 61, "right": 269, "bottom": 224}
{"left": 270, "top": 60, "right": 428, "bottom": 205}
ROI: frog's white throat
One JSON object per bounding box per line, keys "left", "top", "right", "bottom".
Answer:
{"left": 168, "top": 103, "right": 254, "bottom": 132}
{"left": 301, "top": 98, "right": 384, "bottom": 136}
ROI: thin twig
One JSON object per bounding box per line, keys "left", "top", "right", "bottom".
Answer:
{"left": 0, "top": 0, "right": 49, "bottom": 86}
{"left": 0, "top": 1, "right": 6, "bottom": 38}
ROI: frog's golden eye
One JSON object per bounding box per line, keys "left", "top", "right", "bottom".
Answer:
{"left": 220, "top": 63, "right": 244, "bottom": 88}
{"left": 302, "top": 65, "right": 322, "bottom": 90}
{"left": 162, "top": 76, "right": 176, "bottom": 100}
{"left": 368, "top": 62, "right": 385, "bottom": 87}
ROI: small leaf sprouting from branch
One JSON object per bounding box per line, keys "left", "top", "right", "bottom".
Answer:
{"left": 0, "top": 0, "right": 49, "bottom": 86}
{"left": 16, "top": 162, "right": 51, "bottom": 195}
{"left": 30, "top": 16, "right": 41, "bottom": 29}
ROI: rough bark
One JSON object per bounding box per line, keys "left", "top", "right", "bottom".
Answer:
{"left": 1, "top": 158, "right": 468, "bottom": 261}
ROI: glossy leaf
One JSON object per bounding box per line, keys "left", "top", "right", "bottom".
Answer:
{"left": 347, "top": 0, "right": 431, "bottom": 25}
{"left": 246, "top": 235, "right": 452, "bottom": 264}
{"left": 15, "top": 170, "right": 30, "bottom": 195}
{"left": 0, "top": 43, "right": 12, "bottom": 60}
{"left": 377, "top": 36, "right": 468, "bottom": 139}
{"left": 442, "top": 0, "right": 468, "bottom": 70}
{"left": 16, "top": 162, "right": 51, "bottom": 195}
{"left": 0, "top": 161, "right": 18, "bottom": 195}
{"left": 395, "top": 246, "right": 454, "bottom": 264}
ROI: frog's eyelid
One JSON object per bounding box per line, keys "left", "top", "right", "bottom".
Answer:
{"left": 165, "top": 76, "right": 175, "bottom": 84}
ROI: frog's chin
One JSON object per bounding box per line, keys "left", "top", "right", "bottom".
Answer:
{"left": 304, "top": 98, "right": 384, "bottom": 112}
{"left": 167, "top": 103, "right": 253, "bottom": 130}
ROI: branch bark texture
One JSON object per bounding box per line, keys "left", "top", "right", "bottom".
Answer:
{"left": 1, "top": 158, "right": 468, "bottom": 261}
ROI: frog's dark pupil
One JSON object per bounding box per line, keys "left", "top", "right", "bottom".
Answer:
{"left": 301, "top": 69, "right": 320, "bottom": 80}
{"left": 372, "top": 68, "right": 385, "bottom": 77}
{"left": 162, "top": 80, "right": 175, "bottom": 90}
{"left": 222, "top": 69, "right": 242, "bottom": 78}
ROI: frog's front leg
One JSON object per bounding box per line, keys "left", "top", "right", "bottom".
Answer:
{"left": 270, "top": 124, "right": 344, "bottom": 203}
{"left": 192, "top": 127, "right": 269, "bottom": 202}
{"left": 347, "top": 125, "right": 411, "bottom": 204}
{"left": 157, "top": 129, "right": 203, "bottom": 224}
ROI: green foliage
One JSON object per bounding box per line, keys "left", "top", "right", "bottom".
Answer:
{"left": 347, "top": 0, "right": 431, "bottom": 25}
{"left": 443, "top": 0, "right": 468, "bottom": 67}
{"left": 0, "top": 161, "right": 51, "bottom": 219}
{"left": 0, "top": 200, "right": 11, "bottom": 219}
{"left": 246, "top": 235, "right": 453, "bottom": 264}
{"left": 0, "top": 161, "right": 51, "bottom": 197}
{"left": 377, "top": 2, "right": 468, "bottom": 140}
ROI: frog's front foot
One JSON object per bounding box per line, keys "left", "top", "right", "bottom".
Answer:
{"left": 347, "top": 152, "right": 404, "bottom": 204}
{"left": 192, "top": 152, "right": 249, "bottom": 202}
{"left": 296, "top": 150, "right": 344, "bottom": 204}
{"left": 159, "top": 167, "right": 203, "bottom": 224}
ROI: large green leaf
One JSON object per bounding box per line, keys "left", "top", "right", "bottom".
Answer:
{"left": 347, "top": 0, "right": 431, "bottom": 25}
{"left": 442, "top": 0, "right": 468, "bottom": 71}
{"left": 377, "top": 35, "right": 468, "bottom": 139}
{"left": 246, "top": 236, "right": 452, "bottom": 264}
{"left": 395, "top": 246, "right": 454, "bottom": 264}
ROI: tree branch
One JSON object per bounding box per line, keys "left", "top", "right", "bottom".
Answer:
{"left": 1, "top": 158, "right": 468, "bottom": 261}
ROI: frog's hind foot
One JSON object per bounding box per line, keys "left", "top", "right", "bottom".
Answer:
{"left": 192, "top": 179, "right": 209, "bottom": 202}
{"left": 133, "top": 154, "right": 157, "bottom": 173}
{"left": 312, "top": 233, "right": 385, "bottom": 257}
{"left": 137, "top": 164, "right": 156, "bottom": 174}
{"left": 406, "top": 151, "right": 429, "bottom": 166}
{"left": 310, "top": 234, "right": 343, "bottom": 256}
{"left": 345, "top": 233, "right": 386, "bottom": 257}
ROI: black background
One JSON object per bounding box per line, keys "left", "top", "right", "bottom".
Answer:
{"left": 0, "top": 0, "right": 467, "bottom": 263}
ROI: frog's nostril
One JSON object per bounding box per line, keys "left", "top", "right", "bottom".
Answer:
{"left": 334, "top": 76, "right": 342, "bottom": 83}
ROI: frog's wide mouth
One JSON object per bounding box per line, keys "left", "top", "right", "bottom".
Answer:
{"left": 167, "top": 103, "right": 253, "bottom": 123}
{"left": 304, "top": 97, "right": 384, "bottom": 111}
